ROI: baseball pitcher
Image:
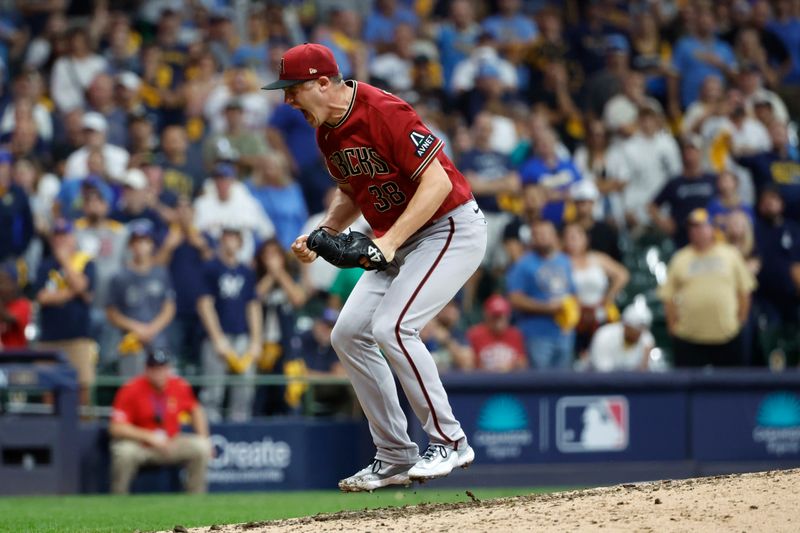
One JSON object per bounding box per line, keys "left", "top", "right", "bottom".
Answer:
{"left": 263, "top": 44, "right": 487, "bottom": 491}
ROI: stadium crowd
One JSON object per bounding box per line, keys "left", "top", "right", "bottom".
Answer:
{"left": 0, "top": 0, "right": 799, "bottom": 418}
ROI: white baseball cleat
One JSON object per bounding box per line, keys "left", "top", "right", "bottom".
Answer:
{"left": 408, "top": 443, "right": 475, "bottom": 481}
{"left": 457, "top": 444, "right": 475, "bottom": 468}
{"left": 338, "top": 459, "right": 414, "bottom": 492}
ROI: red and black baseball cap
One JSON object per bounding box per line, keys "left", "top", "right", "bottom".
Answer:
{"left": 262, "top": 43, "right": 340, "bottom": 90}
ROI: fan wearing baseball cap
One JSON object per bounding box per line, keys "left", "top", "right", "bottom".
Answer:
{"left": 109, "top": 348, "right": 212, "bottom": 494}
{"left": 658, "top": 207, "right": 757, "bottom": 367}
{"left": 63, "top": 111, "right": 130, "bottom": 182}
{"left": 465, "top": 295, "right": 527, "bottom": 372}
{"left": 588, "top": 295, "right": 656, "bottom": 372}
{"left": 264, "top": 43, "right": 485, "bottom": 490}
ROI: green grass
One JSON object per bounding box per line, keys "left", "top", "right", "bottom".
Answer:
{"left": 0, "top": 487, "right": 557, "bottom": 533}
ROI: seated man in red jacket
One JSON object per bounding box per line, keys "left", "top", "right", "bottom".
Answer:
{"left": 109, "top": 349, "right": 211, "bottom": 494}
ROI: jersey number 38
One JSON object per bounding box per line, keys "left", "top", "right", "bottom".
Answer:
{"left": 368, "top": 181, "right": 407, "bottom": 212}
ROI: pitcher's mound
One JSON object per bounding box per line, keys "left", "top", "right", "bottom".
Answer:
{"left": 179, "top": 468, "right": 800, "bottom": 532}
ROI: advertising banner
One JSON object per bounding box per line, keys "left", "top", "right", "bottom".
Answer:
{"left": 207, "top": 426, "right": 297, "bottom": 490}
{"left": 438, "top": 388, "right": 688, "bottom": 465}
{"left": 692, "top": 389, "right": 800, "bottom": 461}
{"left": 207, "top": 420, "right": 369, "bottom": 492}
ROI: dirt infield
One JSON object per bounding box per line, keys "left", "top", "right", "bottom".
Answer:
{"left": 172, "top": 468, "right": 800, "bottom": 533}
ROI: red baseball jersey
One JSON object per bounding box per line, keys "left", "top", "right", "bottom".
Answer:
{"left": 466, "top": 324, "right": 526, "bottom": 372}
{"left": 111, "top": 375, "right": 197, "bottom": 437}
{"left": 317, "top": 81, "right": 473, "bottom": 237}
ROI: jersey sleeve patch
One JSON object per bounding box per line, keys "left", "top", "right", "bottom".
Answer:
{"left": 409, "top": 131, "right": 437, "bottom": 158}
{"left": 409, "top": 137, "right": 444, "bottom": 181}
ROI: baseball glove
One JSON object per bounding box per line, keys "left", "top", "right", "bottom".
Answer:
{"left": 307, "top": 227, "right": 390, "bottom": 271}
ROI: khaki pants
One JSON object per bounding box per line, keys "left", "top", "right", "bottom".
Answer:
{"left": 37, "top": 338, "right": 98, "bottom": 386}
{"left": 110, "top": 434, "right": 210, "bottom": 494}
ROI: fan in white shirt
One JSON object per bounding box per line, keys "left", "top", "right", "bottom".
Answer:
{"left": 63, "top": 112, "right": 130, "bottom": 183}
{"left": 589, "top": 296, "right": 655, "bottom": 372}
{"left": 0, "top": 92, "right": 53, "bottom": 142}
{"left": 615, "top": 106, "right": 682, "bottom": 227}
{"left": 602, "top": 71, "right": 663, "bottom": 136}
{"left": 699, "top": 92, "right": 772, "bottom": 162}
{"left": 737, "top": 67, "right": 790, "bottom": 125}
{"left": 680, "top": 74, "right": 725, "bottom": 136}
{"left": 451, "top": 40, "right": 518, "bottom": 94}
{"left": 50, "top": 28, "right": 108, "bottom": 113}
{"left": 193, "top": 162, "right": 275, "bottom": 262}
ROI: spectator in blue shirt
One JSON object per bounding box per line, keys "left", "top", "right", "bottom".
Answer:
{"left": 363, "top": 0, "right": 418, "bottom": 47}
{"left": 668, "top": 6, "right": 737, "bottom": 113}
{"left": 519, "top": 129, "right": 582, "bottom": 216}
{"left": 482, "top": 0, "right": 538, "bottom": 46}
{"left": 56, "top": 173, "right": 115, "bottom": 221}
{"left": 436, "top": 0, "right": 481, "bottom": 92}
{"left": 507, "top": 219, "right": 577, "bottom": 369}
{"left": 737, "top": 121, "right": 800, "bottom": 222}
{"left": 246, "top": 154, "right": 309, "bottom": 251}
{"left": 649, "top": 135, "right": 718, "bottom": 248}
{"left": 197, "top": 227, "right": 262, "bottom": 422}
{"left": 231, "top": 5, "right": 269, "bottom": 72}
{"left": 34, "top": 218, "right": 97, "bottom": 406}
{"left": 0, "top": 150, "right": 33, "bottom": 262}
{"left": 267, "top": 103, "right": 330, "bottom": 214}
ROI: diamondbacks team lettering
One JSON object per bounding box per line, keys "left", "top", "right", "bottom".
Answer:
{"left": 329, "top": 147, "right": 390, "bottom": 179}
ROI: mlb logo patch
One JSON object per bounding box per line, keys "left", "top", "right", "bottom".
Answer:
{"left": 555, "top": 396, "right": 629, "bottom": 453}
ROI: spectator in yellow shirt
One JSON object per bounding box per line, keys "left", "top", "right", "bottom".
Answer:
{"left": 659, "top": 208, "right": 756, "bottom": 367}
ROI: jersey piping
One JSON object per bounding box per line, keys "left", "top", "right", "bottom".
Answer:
{"left": 327, "top": 80, "right": 359, "bottom": 129}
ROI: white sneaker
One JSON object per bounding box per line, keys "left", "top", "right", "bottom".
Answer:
{"left": 338, "top": 459, "right": 414, "bottom": 492}
{"left": 457, "top": 444, "right": 475, "bottom": 468}
{"left": 408, "top": 443, "right": 475, "bottom": 481}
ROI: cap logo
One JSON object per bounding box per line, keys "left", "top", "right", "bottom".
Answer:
{"left": 309, "top": 68, "right": 317, "bottom": 74}
{"left": 279, "top": 58, "right": 285, "bottom": 75}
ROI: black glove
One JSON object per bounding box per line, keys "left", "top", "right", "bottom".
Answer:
{"left": 307, "top": 228, "right": 390, "bottom": 271}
